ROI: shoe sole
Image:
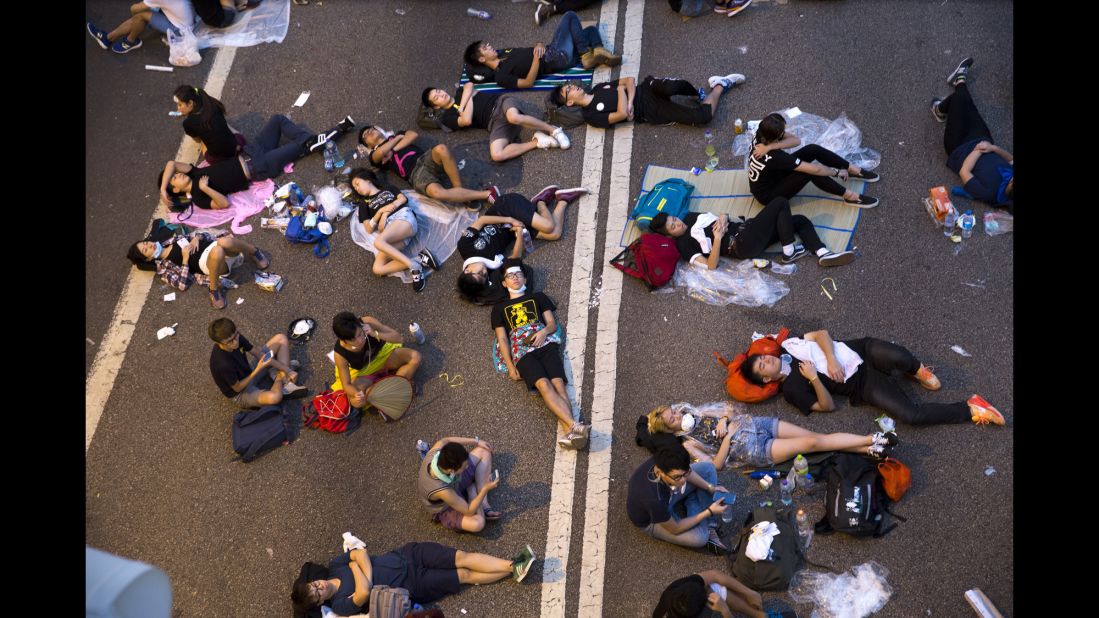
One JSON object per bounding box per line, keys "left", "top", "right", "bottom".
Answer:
{"left": 555, "top": 188, "right": 589, "bottom": 203}
{"left": 727, "top": 0, "right": 753, "bottom": 16}
{"left": 818, "top": 252, "right": 855, "bottom": 267}
{"left": 112, "top": 43, "right": 141, "bottom": 54}
{"left": 88, "top": 25, "right": 109, "bottom": 50}
{"left": 514, "top": 545, "right": 536, "bottom": 583}
{"left": 777, "top": 250, "right": 809, "bottom": 265}
{"left": 931, "top": 100, "right": 947, "bottom": 123}
{"left": 947, "top": 57, "right": 973, "bottom": 85}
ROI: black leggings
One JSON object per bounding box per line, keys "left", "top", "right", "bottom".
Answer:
{"left": 753, "top": 144, "right": 850, "bottom": 204}
{"left": 732, "top": 196, "right": 825, "bottom": 258}
{"left": 845, "top": 338, "right": 971, "bottom": 426}
{"left": 939, "top": 82, "right": 994, "bottom": 156}
{"left": 549, "top": 0, "right": 602, "bottom": 11}
{"left": 637, "top": 77, "right": 713, "bottom": 126}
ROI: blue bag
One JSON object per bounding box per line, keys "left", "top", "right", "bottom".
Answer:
{"left": 231, "top": 404, "right": 301, "bottom": 463}
{"left": 630, "top": 178, "right": 694, "bottom": 231}
{"left": 285, "top": 214, "right": 331, "bottom": 258}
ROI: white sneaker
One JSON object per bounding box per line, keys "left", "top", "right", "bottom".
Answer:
{"left": 282, "top": 382, "right": 309, "bottom": 400}
{"left": 551, "top": 127, "right": 571, "bottom": 150}
{"left": 533, "top": 131, "right": 559, "bottom": 149}
{"left": 709, "top": 73, "right": 746, "bottom": 89}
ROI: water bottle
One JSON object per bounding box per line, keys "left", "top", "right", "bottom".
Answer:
{"left": 323, "top": 140, "right": 338, "bottom": 172}
{"left": 779, "top": 478, "right": 793, "bottom": 506}
{"left": 943, "top": 207, "right": 957, "bottom": 237}
{"left": 522, "top": 228, "right": 535, "bottom": 255}
{"left": 704, "top": 129, "right": 713, "bottom": 144}
{"left": 721, "top": 503, "right": 735, "bottom": 524}
{"left": 409, "top": 322, "right": 426, "bottom": 345}
{"left": 467, "top": 8, "right": 491, "bottom": 19}
{"left": 415, "top": 439, "right": 429, "bottom": 459}
{"left": 796, "top": 508, "right": 814, "bottom": 549}
{"left": 793, "top": 454, "right": 809, "bottom": 488}
{"left": 800, "top": 473, "right": 815, "bottom": 493}
{"left": 959, "top": 210, "right": 976, "bottom": 239}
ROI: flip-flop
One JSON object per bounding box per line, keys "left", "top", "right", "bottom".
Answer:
{"left": 485, "top": 510, "right": 502, "bottom": 521}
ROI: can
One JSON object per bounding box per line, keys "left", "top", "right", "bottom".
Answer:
{"left": 734, "top": 118, "right": 744, "bottom": 134}
{"left": 690, "top": 166, "right": 703, "bottom": 176}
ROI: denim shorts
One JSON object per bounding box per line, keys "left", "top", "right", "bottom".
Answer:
{"left": 728, "top": 416, "right": 779, "bottom": 467}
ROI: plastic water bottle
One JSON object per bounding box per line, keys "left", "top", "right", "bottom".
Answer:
{"left": 793, "top": 454, "right": 809, "bottom": 488}
{"left": 409, "top": 322, "right": 425, "bottom": 345}
{"left": 943, "top": 208, "right": 957, "bottom": 237}
{"left": 467, "top": 8, "right": 491, "bottom": 19}
{"left": 323, "top": 140, "right": 339, "bottom": 172}
{"left": 721, "top": 504, "right": 735, "bottom": 524}
{"left": 796, "top": 508, "right": 814, "bottom": 549}
{"left": 779, "top": 478, "right": 793, "bottom": 506}
{"left": 800, "top": 473, "right": 815, "bottom": 493}
{"left": 959, "top": 210, "right": 976, "bottom": 239}
{"left": 415, "top": 439, "right": 429, "bottom": 459}
{"left": 522, "top": 228, "right": 535, "bottom": 254}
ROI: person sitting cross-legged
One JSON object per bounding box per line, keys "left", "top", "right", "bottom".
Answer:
{"left": 331, "top": 311, "right": 421, "bottom": 409}
{"left": 207, "top": 317, "right": 308, "bottom": 409}
{"left": 418, "top": 438, "right": 502, "bottom": 533}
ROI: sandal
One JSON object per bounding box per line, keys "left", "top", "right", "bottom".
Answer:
{"left": 485, "top": 509, "right": 503, "bottom": 521}
{"left": 252, "top": 248, "right": 270, "bottom": 269}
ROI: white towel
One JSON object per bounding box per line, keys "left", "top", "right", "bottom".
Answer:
{"left": 781, "top": 337, "right": 864, "bottom": 383}
{"left": 746, "top": 521, "right": 781, "bottom": 562}
{"left": 342, "top": 531, "right": 366, "bottom": 553}
{"left": 689, "top": 212, "right": 720, "bottom": 255}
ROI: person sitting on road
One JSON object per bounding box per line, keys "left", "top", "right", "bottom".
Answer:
{"left": 648, "top": 201, "right": 854, "bottom": 270}
{"left": 331, "top": 311, "right": 421, "bottom": 410}
{"left": 207, "top": 317, "right": 308, "bottom": 409}
{"left": 422, "top": 82, "right": 570, "bottom": 162}
{"left": 741, "top": 329, "right": 1007, "bottom": 427}
{"left": 291, "top": 543, "right": 537, "bottom": 617}
{"left": 747, "top": 112, "right": 880, "bottom": 209}
{"left": 552, "top": 73, "right": 745, "bottom": 128}
{"left": 158, "top": 113, "right": 355, "bottom": 210}
{"left": 126, "top": 226, "right": 269, "bottom": 309}
{"left": 931, "top": 57, "right": 1013, "bottom": 213}
{"left": 173, "top": 84, "right": 245, "bottom": 165}
{"left": 86, "top": 0, "right": 200, "bottom": 55}
{"left": 349, "top": 169, "right": 439, "bottom": 293}
{"left": 626, "top": 437, "right": 730, "bottom": 552}
{"left": 358, "top": 125, "right": 500, "bottom": 207}
{"left": 653, "top": 569, "right": 794, "bottom": 618}
{"left": 458, "top": 186, "right": 588, "bottom": 304}
{"left": 638, "top": 401, "right": 898, "bottom": 470}
{"left": 464, "top": 11, "right": 620, "bottom": 87}
{"left": 492, "top": 263, "right": 591, "bottom": 449}
{"left": 419, "top": 438, "right": 502, "bottom": 533}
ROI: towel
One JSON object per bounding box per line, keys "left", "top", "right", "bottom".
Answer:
{"left": 342, "top": 531, "right": 366, "bottom": 553}
{"left": 746, "top": 521, "right": 781, "bottom": 562}
{"left": 780, "top": 337, "right": 864, "bottom": 384}
{"left": 168, "top": 178, "right": 275, "bottom": 234}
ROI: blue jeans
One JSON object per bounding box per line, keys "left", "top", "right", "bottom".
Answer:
{"left": 543, "top": 11, "right": 603, "bottom": 73}
{"left": 243, "top": 115, "right": 314, "bottom": 181}
{"left": 644, "top": 461, "right": 719, "bottom": 548}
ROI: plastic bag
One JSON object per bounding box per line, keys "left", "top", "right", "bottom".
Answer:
{"left": 669, "top": 258, "right": 790, "bottom": 308}
{"left": 314, "top": 186, "right": 345, "bottom": 220}
{"left": 731, "top": 108, "right": 881, "bottom": 172}
{"left": 788, "top": 561, "right": 893, "bottom": 618}
{"left": 193, "top": 0, "right": 291, "bottom": 50}
{"left": 167, "top": 26, "right": 202, "bottom": 67}
{"left": 983, "top": 211, "right": 1013, "bottom": 236}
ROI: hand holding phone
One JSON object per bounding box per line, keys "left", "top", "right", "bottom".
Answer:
{"left": 261, "top": 350, "right": 274, "bottom": 363}
{"left": 713, "top": 490, "right": 736, "bottom": 506}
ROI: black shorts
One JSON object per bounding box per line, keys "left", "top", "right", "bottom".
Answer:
{"left": 516, "top": 342, "right": 567, "bottom": 390}
{"left": 398, "top": 542, "right": 461, "bottom": 603}
{"left": 486, "top": 193, "right": 536, "bottom": 230}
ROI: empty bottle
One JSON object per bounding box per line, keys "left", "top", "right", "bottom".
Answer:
{"left": 409, "top": 322, "right": 426, "bottom": 345}
{"left": 800, "top": 473, "right": 815, "bottom": 493}
{"left": 323, "top": 139, "right": 337, "bottom": 172}
{"left": 415, "top": 439, "right": 429, "bottom": 459}
{"left": 467, "top": 8, "right": 491, "bottom": 19}
{"left": 522, "top": 228, "right": 535, "bottom": 254}
{"left": 796, "top": 508, "right": 814, "bottom": 549}
{"left": 793, "top": 454, "right": 809, "bottom": 489}
{"left": 959, "top": 209, "right": 976, "bottom": 239}
{"left": 779, "top": 478, "right": 793, "bottom": 506}
{"left": 943, "top": 207, "right": 957, "bottom": 237}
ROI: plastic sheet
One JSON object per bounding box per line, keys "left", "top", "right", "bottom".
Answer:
{"left": 349, "top": 190, "right": 476, "bottom": 283}
{"left": 194, "top": 0, "right": 291, "bottom": 50}
{"left": 668, "top": 259, "right": 790, "bottom": 308}
{"left": 789, "top": 561, "right": 893, "bottom": 618}
{"left": 731, "top": 108, "right": 881, "bottom": 171}
{"left": 983, "top": 211, "right": 1013, "bottom": 236}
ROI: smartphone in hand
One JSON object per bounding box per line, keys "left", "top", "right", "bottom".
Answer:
{"left": 261, "top": 350, "right": 274, "bottom": 363}
{"left": 492, "top": 469, "right": 500, "bottom": 482}
{"left": 713, "top": 490, "right": 736, "bottom": 506}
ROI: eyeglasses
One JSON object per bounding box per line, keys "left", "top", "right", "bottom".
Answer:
{"left": 665, "top": 471, "right": 688, "bottom": 482}
{"left": 504, "top": 271, "right": 524, "bottom": 280}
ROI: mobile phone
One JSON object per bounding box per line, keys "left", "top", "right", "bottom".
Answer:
{"left": 493, "top": 469, "right": 500, "bottom": 482}
{"left": 714, "top": 490, "right": 736, "bottom": 506}
{"left": 262, "top": 350, "right": 274, "bottom": 362}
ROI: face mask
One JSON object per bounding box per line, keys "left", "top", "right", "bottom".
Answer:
{"left": 780, "top": 353, "right": 792, "bottom": 377}
{"left": 679, "top": 412, "right": 696, "bottom": 433}
{"left": 429, "top": 451, "right": 455, "bottom": 484}
{"left": 509, "top": 284, "right": 527, "bottom": 295}
{"left": 151, "top": 242, "right": 164, "bottom": 260}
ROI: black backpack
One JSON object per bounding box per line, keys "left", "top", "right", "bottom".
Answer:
{"left": 815, "top": 453, "right": 906, "bottom": 538}
{"left": 230, "top": 404, "right": 300, "bottom": 463}
{"left": 729, "top": 506, "right": 802, "bottom": 591}
{"left": 543, "top": 89, "right": 586, "bottom": 129}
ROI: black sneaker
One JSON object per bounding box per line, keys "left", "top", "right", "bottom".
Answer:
{"left": 336, "top": 115, "right": 356, "bottom": 133}
{"left": 535, "top": 2, "right": 553, "bottom": 26}
{"left": 411, "top": 269, "right": 427, "bottom": 293}
{"left": 418, "top": 248, "right": 440, "bottom": 271}
{"left": 306, "top": 130, "right": 337, "bottom": 153}
{"left": 817, "top": 250, "right": 855, "bottom": 267}
{"left": 777, "top": 246, "right": 808, "bottom": 264}
{"left": 850, "top": 169, "right": 879, "bottom": 183}
{"left": 872, "top": 431, "right": 899, "bottom": 447}
{"left": 947, "top": 57, "right": 973, "bottom": 86}
{"left": 866, "top": 443, "right": 895, "bottom": 460}
{"left": 931, "top": 98, "right": 947, "bottom": 123}
{"left": 844, "top": 194, "right": 879, "bottom": 209}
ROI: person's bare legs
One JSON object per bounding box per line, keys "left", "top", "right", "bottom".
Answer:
{"left": 504, "top": 107, "right": 558, "bottom": 134}
{"left": 454, "top": 550, "right": 515, "bottom": 579}
{"left": 108, "top": 11, "right": 151, "bottom": 42}
{"left": 725, "top": 590, "right": 768, "bottom": 618}
{"left": 489, "top": 137, "right": 540, "bottom": 162}
{"left": 534, "top": 378, "right": 576, "bottom": 433}
{"left": 205, "top": 246, "right": 228, "bottom": 293}
{"left": 530, "top": 198, "right": 569, "bottom": 240}
{"left": 383, "top": 346, "right": 422, "bottom": 379}
{"left": 371, "top": 221, "right": 417, "bottom": 275}
{"left": 469, "top": 447, "right": 495, "bottom": 512}
{"left": 769, "top": 420, "right": 875, "bottom": 462}
{"left": 701, "top": 83, "right": 725, "bottom": 115}
{"left": 263, "top": 333, "right": 296, "bottom": 382}
{"left": 216, "top": 235, "right": 261, "bottom": 262}
{"left": 426, "top": 145, "right": 492, "bottom": 202}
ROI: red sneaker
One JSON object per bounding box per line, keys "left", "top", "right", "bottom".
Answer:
{"left": 968, "top": 394, "right": 1005, "bottom": 426}
{"left": 913, "top": 364, "right": 941, "bottom": 391}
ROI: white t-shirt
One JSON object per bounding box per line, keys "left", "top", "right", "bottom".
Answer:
{"left": 781, "top": 337, "right": 864, "bottom": 383}
{"left": 145, "top": 0, "right": 197, "bottom": 29}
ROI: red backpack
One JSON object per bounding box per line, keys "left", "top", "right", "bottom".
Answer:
{"left": 713, "top": 328, "right": 790, "bottom": 403}
{"left": 610, "top": 233, "right": 681, "bottom": 290}
{"left": 302, "top": 389, "right": 352, "bottom": 433}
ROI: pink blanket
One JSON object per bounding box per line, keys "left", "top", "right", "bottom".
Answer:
{"left": 168, "top": 179, "right": 275, "bottom": 234}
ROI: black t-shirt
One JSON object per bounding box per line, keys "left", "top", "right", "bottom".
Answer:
{"left": 210, "top": 334, "right": 254, "bottom": 398}
{"left": 490, "top": 290, "right": 555, "bottom": 338}
{"left": 746, "top": 137, "right": 802, "bottom": 199}
{"left": 652, "top": 574, "right": 706, "bottom": 618}
{"left": 325, "top": 551, "right": 410, "bottom": 616}
{"left": 164, "top": 236, "right": 213, "bottom": 272}
{"left": 192, "top": 0, "right": 229, "bottom": 26}
{"left": 626, "top": 457, "right": 672, "bottom": 528}
{"left": 374, "top": 133, "right": 424, "bottom": 181}
{"left": 187, "top": 159, "right": 249, "bottom": 209}
{"left": 440, "top": 91, "right": 500, "bottom": 131}
{"left": 458, "top": 222, "right": 513, "bottom": 260}
{"left": 355, "top": 185, "right": 406, "bottom": 223}
{"left": 183, "top": 109, "right": 237, "bottom": 159}
{"left": 672, "top": 213, "right": 738, "bottom": 263}
{"left": 581, "top": 81, "right": 621, "bottom": 128}
{"left": 779, "top": 335, "right": 865, "bottom": 415}
{"left": 493, "top": 48, "right": 537, "bottom": 90}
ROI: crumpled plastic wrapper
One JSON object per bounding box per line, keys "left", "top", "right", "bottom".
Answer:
{"left": 655, "top": 259, "right": 790, "bottom": 308}
{"left": 732, "top": 108, "right": 881, "bottom": 172}
{"left": 789, "top": 561, "right": 894, "bottom": 618}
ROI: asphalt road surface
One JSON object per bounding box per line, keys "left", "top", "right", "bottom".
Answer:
{"left": 85, "top": 1, "right": 1013, "bottom": 617}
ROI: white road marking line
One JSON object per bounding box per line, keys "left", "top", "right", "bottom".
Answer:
{"left": 539, "top": 1, "right": 620, "bottom": 615}
{"left": 577, "top": 1, "right": 645, "bottom": 616}
{"left": 86, "top": 48, "right": 238, "bottom": 453}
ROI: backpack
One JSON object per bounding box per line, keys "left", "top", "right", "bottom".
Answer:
{"left": 729, "top": 506, "right": 802, "bottom": 591}
{"left": 630, "top": 178, "right": 694, "bottom": 231}
{"left": 610, "top": 233, "right": 681, "bottom": 290}
{"left": 285, "top": 214, "right": 331, "bottom": 258}
{"left": 815, "top": 453, "right": 906, "bottom": 538}
{"left": 368, "top": 584, "right": 412, "bottom": 618}
{"left": 543, "top": 89, "right": 586, "bottom": 129}
{"left": 417, "top": 104, "right": 453, "bottom": 132}
{"left": 713, "top": 328, "right": 789, "bottom": 403}
{"left": 230, "top": 404, "right": 300, "bottom": 463}
{"left": 303, "top": 389, "right": 357, "bottom": 434}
